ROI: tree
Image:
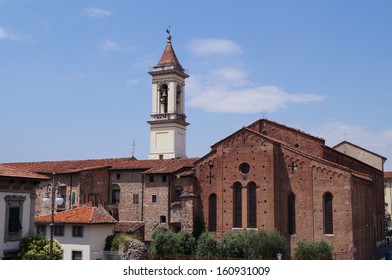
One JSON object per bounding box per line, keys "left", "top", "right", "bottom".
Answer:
{"left": 195, "top": 232, "right": 218, "bottom": 258}
{"left": 176, "top": 230, "right": 196, "bottom": 255}
{"left": 257, "top": 230, "right": 287, "bottom": 259}
{"left": 222, "top": 231, "right": 258, "bottom": 259}
{"left": 16, "top": 234, "right": 62, "bottom": 260}
{"left": 294, "top": 239, "right": 333, "bottom": 260}
{"left": 150, "top": 228, "right": 179, "bottom": 257}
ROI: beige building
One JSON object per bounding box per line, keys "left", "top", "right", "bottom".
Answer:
{"left": 0, "top": 165, "right": 48, "bottom": 259}
{"left": 333, "top": 141, "right": 387, "bottom": 171}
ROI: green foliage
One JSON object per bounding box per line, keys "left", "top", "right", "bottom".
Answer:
{"left": 257, "top": 230, "right": 287, "bottom": 259}
{"left": 195, "top": 232, "right": 218, "bottom": 257}
{"left": 192, "top": 216, "right": 205, "bottom": 240}
{"left": 104, "top": 234, "right": 115, "bottom": 251}
{"left": 294, "top": 239, "right": 333, "bottom": 260}
{"left": 150, "top": 228, "right": 179, "bottom": 256}
{"left": 110, "top": 233, "right": 134, "bottom": 252}
{"left": 16, "top": 234, "right": 62, "bottom": 260}
{"left": 222, "top": 231, "right": 258, "bottom": 258}
{"left": 176, "top": 230, "right": 196, "bottom": 255}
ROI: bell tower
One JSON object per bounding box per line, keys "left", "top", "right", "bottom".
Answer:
{"left": 148, "top": 31, "right": 189, "bottom": 159}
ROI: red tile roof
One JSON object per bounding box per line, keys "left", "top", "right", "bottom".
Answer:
{"left": 156, "top": 40, "right": 182, "bottom": 67}
{"left": 3, "top": 157, "right": 199, "bottom": 175}
{"left": 35, "top": 206, "right": 117, "bottom": 224}
{"left": 385, "top": 172, "right": 392, "bottom": 179}
{"left": 0, "top": 164, "right": 48, "bottom": 180}
{"left": 114, "top": 222, "right": 144, "bottom": 233}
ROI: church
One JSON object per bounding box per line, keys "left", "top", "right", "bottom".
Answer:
{"left": 2, "top": 32, "right": 385, "bottom": 260}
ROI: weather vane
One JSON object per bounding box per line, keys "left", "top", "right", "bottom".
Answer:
{"left": 166, "top": 25, "right": 172, "bottom": 41}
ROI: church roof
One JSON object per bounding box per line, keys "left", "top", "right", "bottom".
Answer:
{"left": 35, "top": 205, "right": 117, "bottom": 224}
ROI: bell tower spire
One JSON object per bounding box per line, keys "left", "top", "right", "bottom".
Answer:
{"left": 148, "top": 30, "right": 189, "bottom": 160}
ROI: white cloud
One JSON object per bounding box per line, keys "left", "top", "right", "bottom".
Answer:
{"left": 101, "top": 40, "right": 135, "bottom": 53}
{"left": 84, "top": 7, "right": 111, "bottom": 18}
{"left": 0, "top": 26, "right": 27, "bottom": 41}
{"left": 187, "top": 38, "right": 242, "bottom": 56}
{"left": 187, "top": 69, "right": 324, "bottom": 114}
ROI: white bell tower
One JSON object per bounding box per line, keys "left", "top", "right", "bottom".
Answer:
{"left": 148, "top": 31, "right": 189, "bottom": 159}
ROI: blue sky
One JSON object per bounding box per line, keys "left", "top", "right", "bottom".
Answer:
{"left": 1, "top": 0, "right": 392, "bottom": 170}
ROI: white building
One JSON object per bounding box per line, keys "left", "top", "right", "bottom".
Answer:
{"left": 35, "top": 205, "right": 117, "bottom": 260}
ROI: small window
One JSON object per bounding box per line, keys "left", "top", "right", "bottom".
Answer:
{"left": 162, "top": 175, "right": 167, "bottom": 182}
{"left": 116, "top": 173, "right": 121, "bottom": 180}
{"left": 54, "top": 225, "right": 65, "bottom": 236}
{"left": 159, "top": 154, "right": 164, "bottom": 160}
{"left": 112, "top": 188, "right": 120, "bottom": 204}
{"left": 239, "top": 162, "right": 250, "bottom": 175}
{"left": 37, "top": 225, "right": 46, "bottom": 235}
{"left": 133, "top": 194, "right": 139, "bottom": 204}
{"left": 160, "top": 216, "right": 166, "bottom": 223}
{"left": 152, "top": 195, "right": 157, "bottom": 203}
{"left": 175, "top": 187, "right": 182, "bottom": 201}
{"left": 72, "top": 251, "right": 82, "bottom": 260}
{"left": 149, "top": 175, "right": 154, "bottom": 182}
{"left": 72, "top": 226, "right": 84, "bottom": 237}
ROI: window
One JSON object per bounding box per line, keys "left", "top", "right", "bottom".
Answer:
{"left": 72, "top": 251, "right": 82, "bottom": 260}
{"left": 54, "top": 225, "right": 65, "bottom": 236}
{"left": 160, "top": 216, "right": 166, "bottom": 223}
{"left": 37, "top": 225, "right": 46, "bottom": 235}
{"left": 149, "top": 175, "right": 154, "bottom": 182}
{"left": 133, "top": 194, "right": 139, "bottom": 204}
{"left": 162, "top": 175, "right": 167, "bottom": 182}
{"left": 208, "top": 194, "right": 217, "bottom": 232}
{"left": 239, "top": 162, "right": 250, "bottom": 175}
{"left": 111, "top": 185, "right": 120, "bottom": 204}
{"left": 152, "top": 195, "right": 157, "bottom": 203}
{"left": 324, "top": 192, "right": 333, "bottom": 234}
{"left": 247, "top": 182, "right": 257, "bottom": 228}
{"left": 4, "top": 195, "right": 25, "bottom": 241}
{"left": 174, "top": 187, "right": 182, "bottom": 201}
{"left": 72, "top": 226, "right": 84, "bottom": 237}
{"left": 116, "top": 173, "right": 121, "bottom": 180}
{"left": 233, "top": 182, "right": 242, "bottom": 228}
{"left": 288, "top": 193, "right": 296, "bottom": 235}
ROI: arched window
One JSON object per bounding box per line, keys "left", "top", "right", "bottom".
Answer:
{"left": 208, "top": 194, "right": 217, "bottom": 232}
{"left": 247, "top": 182, "right": 257, "bottom": 228}
{"left": 159, "top": 84, "right": 168, "bottom": 113}
{"left": 288, "top": 193, "right": 296, "bottom": 235}
{"left": 324, "top": 192, "right": 333, "bottom": 234}
{"left": 111, "top": 184, "right": 120, "bottom": 204}
{"left": 233, "top": 182, "right": 242, "bottom": 228}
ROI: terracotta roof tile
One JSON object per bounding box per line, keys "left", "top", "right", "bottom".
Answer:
{"left": 35, "top": 206, "right": 117, "bottom": 224}
{"left": 385, "top": 172, "right": 392, "bottom": 179}
{"left": 0, "top": 164, "right": 48, "bottom": 180}
{"left": 114, "top": 222, "right": 144, "bottom": 233}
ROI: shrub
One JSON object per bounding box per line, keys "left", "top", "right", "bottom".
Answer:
{"left": 150, "top": 228, "right": 179, "bottom": 256}
{"left": 16, "top": 234, "right": 62, "bottom": 260}
{"left": 195, "top": 232, "right": 218, "bottom": 257}
{"left": 222, "top": 231, "right": 258, "bottom": 259}
{"left": 176, "top": 230, "right": 196, "bottom": 255}
{"left": 294, "top": 239, "right": 333, "bottom": 260}
{"left": 257, "top": 230, "right": 287, "bottom": 259}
